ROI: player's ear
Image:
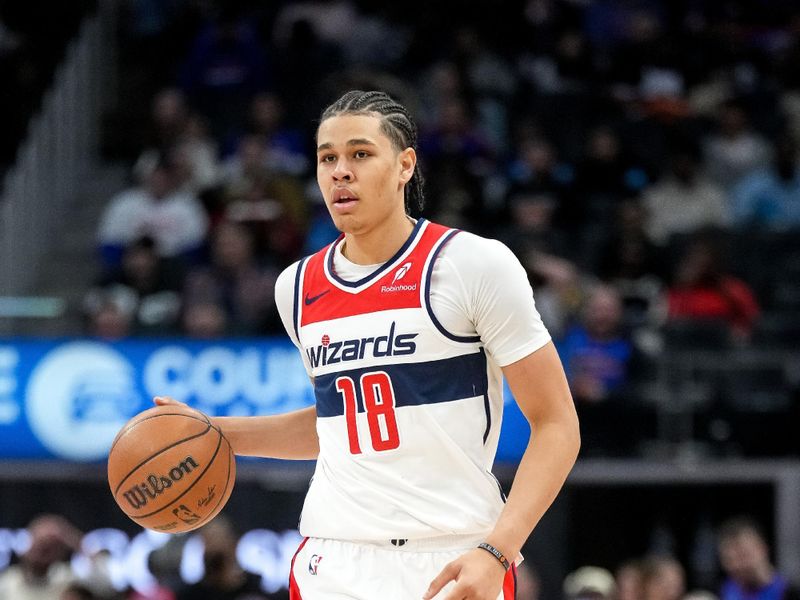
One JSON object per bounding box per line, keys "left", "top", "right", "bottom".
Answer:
{"left": 398, "top": 148, "right": 416, "bottom": 185}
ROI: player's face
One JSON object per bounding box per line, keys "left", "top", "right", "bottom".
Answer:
{"left": 316, "top": 114, "right": 415, "bottom": 235}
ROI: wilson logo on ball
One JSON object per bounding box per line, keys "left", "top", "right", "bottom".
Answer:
{"left": 122, "top": 456, "right": 200, "bottom": 510}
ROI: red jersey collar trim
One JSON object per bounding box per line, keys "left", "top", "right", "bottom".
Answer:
{"left": 322, "top": 218, "right": 429, "bottom": 292}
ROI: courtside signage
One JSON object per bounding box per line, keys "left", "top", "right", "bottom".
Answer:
{"left": 0, "top": 338, "right": 530, "bottom": 462}
{"left": 0, "top": 338, "right": 314, "bottom": 460}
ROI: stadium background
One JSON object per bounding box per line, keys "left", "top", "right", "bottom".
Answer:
{"left": 1, "top": 0, "right": 799, "bottom": 598}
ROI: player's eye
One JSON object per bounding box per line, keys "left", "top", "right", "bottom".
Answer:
{"left": 319, "top": 154, "right": 336, "bottom": 163}
{"left": 354, "top": 150, "right": 369, "bottom": 159}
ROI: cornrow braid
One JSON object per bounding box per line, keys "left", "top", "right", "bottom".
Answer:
{"left": 319, "top": 90, "right": 425, "bottom": 214}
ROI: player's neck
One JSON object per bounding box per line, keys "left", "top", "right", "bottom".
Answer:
{"left": 341, "top": 211, "right": 416, "bottom": 265}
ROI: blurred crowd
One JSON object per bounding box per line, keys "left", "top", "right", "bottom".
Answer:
{"left": 551, "top": 515, "right": 800, "bottom": 600}
{"left": 76, "top": 0, "right": 800, "bottom": 458}
{"left": 3, "top": 2, "right": 800, "bottom": 598}
{"left": 0, "top": 514, "right": 285, "bottom": 600}
{"left": 0, "top": 513, "right": 796, "bottom": 600}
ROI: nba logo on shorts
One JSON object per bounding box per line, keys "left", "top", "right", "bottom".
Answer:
{"left": 308, "top": 554, "right": 323, "bottom": 575}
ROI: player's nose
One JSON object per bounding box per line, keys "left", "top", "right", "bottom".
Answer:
{"left": 332, "top": 159, "right": 353, "bottom": 181}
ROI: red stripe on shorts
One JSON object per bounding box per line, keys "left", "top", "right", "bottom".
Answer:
{"left": 288, "top": 537, "right": 309, "bottom": 600}
{"left": 503, "top": 563, "right": 517, "bottom": 600}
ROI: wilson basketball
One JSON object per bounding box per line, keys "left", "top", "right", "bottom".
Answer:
{"left": 107, "top": 404, "right": 235, "bottom": 533}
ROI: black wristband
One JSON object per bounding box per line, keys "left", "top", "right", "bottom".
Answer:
{"left": 477, "top": 542, "right": 511, "bottom": 571}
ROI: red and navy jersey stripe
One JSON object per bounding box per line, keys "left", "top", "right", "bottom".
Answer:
{"left": 314, "top": 350, "right": 488, "bottom": 417}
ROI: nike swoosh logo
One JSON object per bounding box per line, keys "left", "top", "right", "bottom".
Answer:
{"left": 304, "top": 290, "right": 330, "bottom": 305}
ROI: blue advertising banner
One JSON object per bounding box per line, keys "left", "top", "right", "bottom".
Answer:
{"left": 0, "top": 338, "right": 529, "bottom": 462}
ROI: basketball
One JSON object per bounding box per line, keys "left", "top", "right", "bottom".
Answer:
{"left": 107, "top": 404, "right": 236, "bottom": 534}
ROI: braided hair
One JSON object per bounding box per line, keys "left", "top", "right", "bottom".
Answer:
{"left": 318, "top": 90, "right": 425, "bottom": 214}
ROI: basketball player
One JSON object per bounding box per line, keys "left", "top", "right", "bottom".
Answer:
{"left": 157, "top": 90, "right": 580, "bottom": 599}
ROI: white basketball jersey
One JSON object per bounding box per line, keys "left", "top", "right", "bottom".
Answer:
{"left": 292, "top": 219, "right": 507, "bottom": 540}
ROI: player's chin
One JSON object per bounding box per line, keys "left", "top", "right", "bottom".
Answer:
{"left": 329, "top": 212, "right": 361, "bottom": 234}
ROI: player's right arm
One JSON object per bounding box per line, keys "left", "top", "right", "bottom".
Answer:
{"left": 153, "top": 260, "right": 321, "bottom": 460}
{"left": 210, "top": 406, "right": 319, "bottom": 459}
{"left": 154, "top": 397, "right": 319, "bottom": 459}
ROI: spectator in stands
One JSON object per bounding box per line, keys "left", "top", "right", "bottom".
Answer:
{"left": 127, "top": 537, "right": 184, "bottom": 600}
{"left": 703, "top": 100, "right": 772, "bottom": 191}
{"left": 517, "top": 28, "right": 594, "bottom": 96}
{"left": 0, "top": 514, "right": 81, "bottom": 600}
{"left": 223, "top": 168, "right": 307, "bottom": 265}
{"left": 271, "top": 17, "right": 343, "bottom": 132}
{"left": 500, "top": 190, "right": 583, "bottom": 337}
{"left": 84, "top": 236, "right": 183, "bottom": 336}
{"left": 219, "top": 133, "right": 271, "bottom": 197}
{"left": 641, "top": 555, "right": 686, "bottom": 600}
{"left": 223, "top": 92, "right": 309, "bottom": 176}
{"left": 138, "top": 114, "right": 220, "bottom": 197}
{"left": 558, "top": 284, "right": 633, "bottom": 404}
{"left": 501, "top": 190, "right": 570, "bottom": 265}
{"left": 563, "top": 565, "right": 616, "bottom": 599}
{"left": 180, "top": 299, "right": 228, "bottom": 339}
{"left": 683, "top": 592, "right": 719, "bottom": 600}
{"left": 73, "top": 548, "right": 117, "bottom": 600}
{"left": 643, "top": 142, "right": 730, "bottom": 245}
{"left": 60, "top": 583, "right": 97, "bottom": 600}
{"left": 418, "top": 96, "right": 493, "bottom": 225}
{"left": 598, "top": 197, "right": 668, "bottom": 328}
{"left": 666, "top": 232, "right": 760, "bottom": 340}
{"left": 177, "top": 517, "right": 277, "bottom": 600}
{"left": 97, "top": 155, "right": 210, "bottom": 268}
{"left": 416, "top": 61, "right": 467, "bottom": 133}
{"left": 717, "top": 516, "right": 800, "bottom": 600}
{"left": 732, "top": 136, "right": 800, "bottom": 230}
{"left": 272, "top": 0, "right": 357, "bottom": 52}
{"left": 514, "top": 562, "right": 541, "bottom": 599}
{"left": 566, "top": 124, "right": 647, "bottom": 272}
{"left": 179, "top": 8, "right": 269, "bottom": 140}
{"left": 145, "top": 88, "right": 190, "bottom": 153}
{"left": 617, "top": 559, "right": 645, "bottom": 600}
{"left": 177, "top": 113, "right": 222, "bottom": 194}
{"left": 574, "top": 125, "right": 648, "bottom": 200}
{"left": 84, "top": 296, "right": 134, "bottom": 340}
{"left": 507, "top": 136, "right": 577, "bottom": 232}
{"left": 183, "top": 221, "right": 281, "bottom": 335}
{"left": 452, "top": 26, "right": 518, "bottom": 155}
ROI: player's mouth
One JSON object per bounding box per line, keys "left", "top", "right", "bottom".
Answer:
{"left": 332, "top": 188, "right": 359, "bottom": 212}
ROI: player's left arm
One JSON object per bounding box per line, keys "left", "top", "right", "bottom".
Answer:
{"left": 425, "top": 342, "right": 579, "bottom": 600}
{"left": 425, "top": 235, "right": 580, "bottom": 600}
{"left": 488, "top": 341, "right": 580, "bottom": 559}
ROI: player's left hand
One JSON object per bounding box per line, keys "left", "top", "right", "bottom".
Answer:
{"left": 423, "top": 548, "right": 507, "bottom": 600}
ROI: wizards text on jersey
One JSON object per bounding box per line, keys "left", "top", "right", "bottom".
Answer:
{"left": 305, "top": 322, "right": 418, "bottom": 368}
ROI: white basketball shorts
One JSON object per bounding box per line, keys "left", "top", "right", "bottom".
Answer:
{"left": 289, "top": 535, "right": 517, "bottom": 599}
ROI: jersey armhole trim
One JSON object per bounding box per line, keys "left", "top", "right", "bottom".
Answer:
{"left": 479, "top": 348, "right": 492, "bottom": 443}
{"left": 424, "top": 229, "right": 482, "bottom": 343}
{"left": 293, "top": 257, "right": 309, "bottom": 342}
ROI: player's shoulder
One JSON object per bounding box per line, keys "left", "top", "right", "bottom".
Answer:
{"left": 440, "top": 229, "right": 520, "bottom": 271}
